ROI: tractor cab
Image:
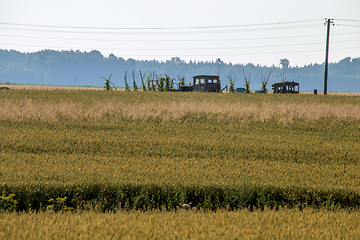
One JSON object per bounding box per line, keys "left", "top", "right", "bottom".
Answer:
{"left": 193, "top": 75, "right": 220, "bottom": 92}
{"left": 272, "top": 81, "right": 299, "bottom": 94}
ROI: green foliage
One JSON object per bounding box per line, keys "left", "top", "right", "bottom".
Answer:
{"left": 139, "top": 70, "right": 146, "bottom": 91}
{"left": 157, "top": 76, "right": 165, "bottom": 91}
{"left": 47, "top": 196, "right": 74, "bottom": 212}
{"left": 1, "top": 185, "right": 360, "bottom": 212}
{"left": 1, "top": 49, "right": 360, "bottom": 92}
{"left": 178, "top": 75, "right": 185, "bottom": 86}
{"left": 228, "top": 71, "right": 236, "bottom": 93}
{"left": 261, "top": 71, "right": 271, "bottom": 93}
{"left": 0, "top": 192, "right": 18, "bottom": 212}
{"left": 242, "top": 69, "right": 251, "bottom": 93}
{"left": 124, "top": 71, "right": 130, "bottom": 91}
{"left": 164, "top": 74, "right": 171, "bottom": 91}
{"left": 132, "top": 70, "right": 138, "bottom": 91}
{"left": 102, "top": 74, "right": 116, "bottom": 91}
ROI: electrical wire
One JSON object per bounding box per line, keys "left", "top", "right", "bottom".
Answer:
{"left": 336, "top": 19, "right": 360, "bottom": 23}
{"left": 1, "top": 31, "right": 359, "bottom": 43}
{"left": 337, "top": 24, "right": 360, "bottom": 28}
{"left": 0, "top": 19, "right": 322, "bottom": 30}
{"left": 1, "top": 18, "right": 359, "bottom": 60}
{"left": 2, "top": 39, "right": 359, "bottom": 51}
{"left": 0, "top": 24, "right": 322, "bottom": 35}
{"left": 0, "top": 33, "right": 326, "bottom": 42}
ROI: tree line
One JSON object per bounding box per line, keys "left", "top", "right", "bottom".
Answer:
{"left": 0, "top": 49, "right": 359, "bottom": 92}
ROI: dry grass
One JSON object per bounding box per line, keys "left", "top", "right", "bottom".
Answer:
{"left": 0, "top": 208, "right": 359, "bottom": 239}
{"left": 1, "top": 98, "right": 360, "bottom": 122}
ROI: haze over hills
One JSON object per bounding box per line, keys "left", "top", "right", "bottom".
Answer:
{"left": 1, "top": 49, "right": 359, "bottom": 92}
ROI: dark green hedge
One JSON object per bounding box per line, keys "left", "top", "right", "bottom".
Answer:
{"left": 1, "top": 184, "right": 360, "bottom": 212}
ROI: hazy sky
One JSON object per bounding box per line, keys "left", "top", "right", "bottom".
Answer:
{"left": 1, "top": 0, "right": 360, "bottom": 66}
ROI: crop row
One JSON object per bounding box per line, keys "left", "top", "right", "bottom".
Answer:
{"left": 2, "top": 183, "right": 360, "bottom": 213}
{"left": 1, "top": 89, "right": 360, "bottom": 213}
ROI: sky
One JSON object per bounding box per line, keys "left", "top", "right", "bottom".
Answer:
{"left": 0, "top": 0, "right": 360, "bottom": 67}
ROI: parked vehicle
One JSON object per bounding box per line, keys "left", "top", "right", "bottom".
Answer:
{"left": 272, "top": 81, "right": 299, "bottom": 94}
{"left": 178, "top": 75, "right": 222, "bottom": 93}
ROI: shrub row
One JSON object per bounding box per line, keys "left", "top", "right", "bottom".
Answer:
{"left": 1, "top": 184, "right": 360, "bottom": 212}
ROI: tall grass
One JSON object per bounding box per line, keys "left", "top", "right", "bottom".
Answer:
{"left": 1, "top": 97, "right": 360, "bottom": 122}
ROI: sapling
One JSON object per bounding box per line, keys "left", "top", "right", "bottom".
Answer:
{"left": 177, "top": 75, "right": 185, "bottom": 86}
{"left": 164, "top": 74, "right": 170, "bottom": 91}
{"left": 228, "top": 71, "right": 236, "bottom": 93}
{"left": 146, "top": 75, "right": 152, "bottom": 91}
{"left": 150, "top": 71, "right": 157, "bottom": 91}
{"left": 158, "top": 75, "right": 165, "bottom": 91}
{"left": 102, "top": 74, "right": 116, "bottom": 91}
{"left": 139, "top": 70, "right": 146, "bottom": 91}
{"left": 124, "top": 71, "right": 130, "bottom": 91}
{"left": 132, "top": 70, "right": 138, "bottom": 91}
{"left": 261, "top": 71, "right": 272, "bottom": 93}
{"left": 242, "top": 69, "right": 251, "bottom": 93}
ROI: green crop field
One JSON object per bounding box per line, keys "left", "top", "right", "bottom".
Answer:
{"left": 1, "top": 89, "right": 360, "bottom": 239}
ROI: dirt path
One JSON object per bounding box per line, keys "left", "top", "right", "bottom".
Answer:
{"left": 0, "top": 84, "right": 104, "bottom": 91}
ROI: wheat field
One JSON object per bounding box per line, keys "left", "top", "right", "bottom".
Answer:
{"left": 1, "top": 88, "right": 360, "bottom": 239}
{"left": 0, "top": 208, "right": 359, "bottom": 239}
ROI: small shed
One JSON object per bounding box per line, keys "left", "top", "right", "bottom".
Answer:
{"left": 193, "top": 75, "right": 220, "bottom": 92}
{"left": 272, "top": 81, "right": 299, "bottom": 94}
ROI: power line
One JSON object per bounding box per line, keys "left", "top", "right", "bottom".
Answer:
{"left": 3, "top": 39, "right": 359, "bottom": 51}
{"left": 1, "top": 18, "right": 358, "bottom": 64}
{"left": 0, "top": 24, "right": 322, "bottom": 35}
{"left": 336, "top": 19, "right": 360, "bottom": 22}
{"left": 0, "top": 41, "right": 325, "bottom": 51}
{"left": 0, "top": 33, "right": 326, "bottom": 42}
{"left": 3, "top": 41, "right": 358, "bottom": 55}
{"left": 1, "top": 35, "right": 358, "bottom": 52}
{"left": 0, "top": 19, "right": 322, "bottom": 30}
{"left": 2, "top": 31, "right": 359, "bottom": 43}
{"left": 337, "top": 24, "right": 360, "bottom": 28}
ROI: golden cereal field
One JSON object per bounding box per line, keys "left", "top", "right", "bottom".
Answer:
{"left": 1, "top": 88, "right": 360, "bottom": 239}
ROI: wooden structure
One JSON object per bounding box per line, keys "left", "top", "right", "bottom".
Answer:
{"left": 272, "top": 81, "right": 299, "bottom": 94}
{"left": 193, "top": 75, "right": 220, "bottom": 92}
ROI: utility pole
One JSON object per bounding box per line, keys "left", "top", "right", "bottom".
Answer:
{"left": 324, "top": 18, "right": 334, "bottom": 95}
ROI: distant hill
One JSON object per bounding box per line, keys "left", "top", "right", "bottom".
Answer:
{"left": 0, "top": 49, "right": 359, "bottom": 92}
